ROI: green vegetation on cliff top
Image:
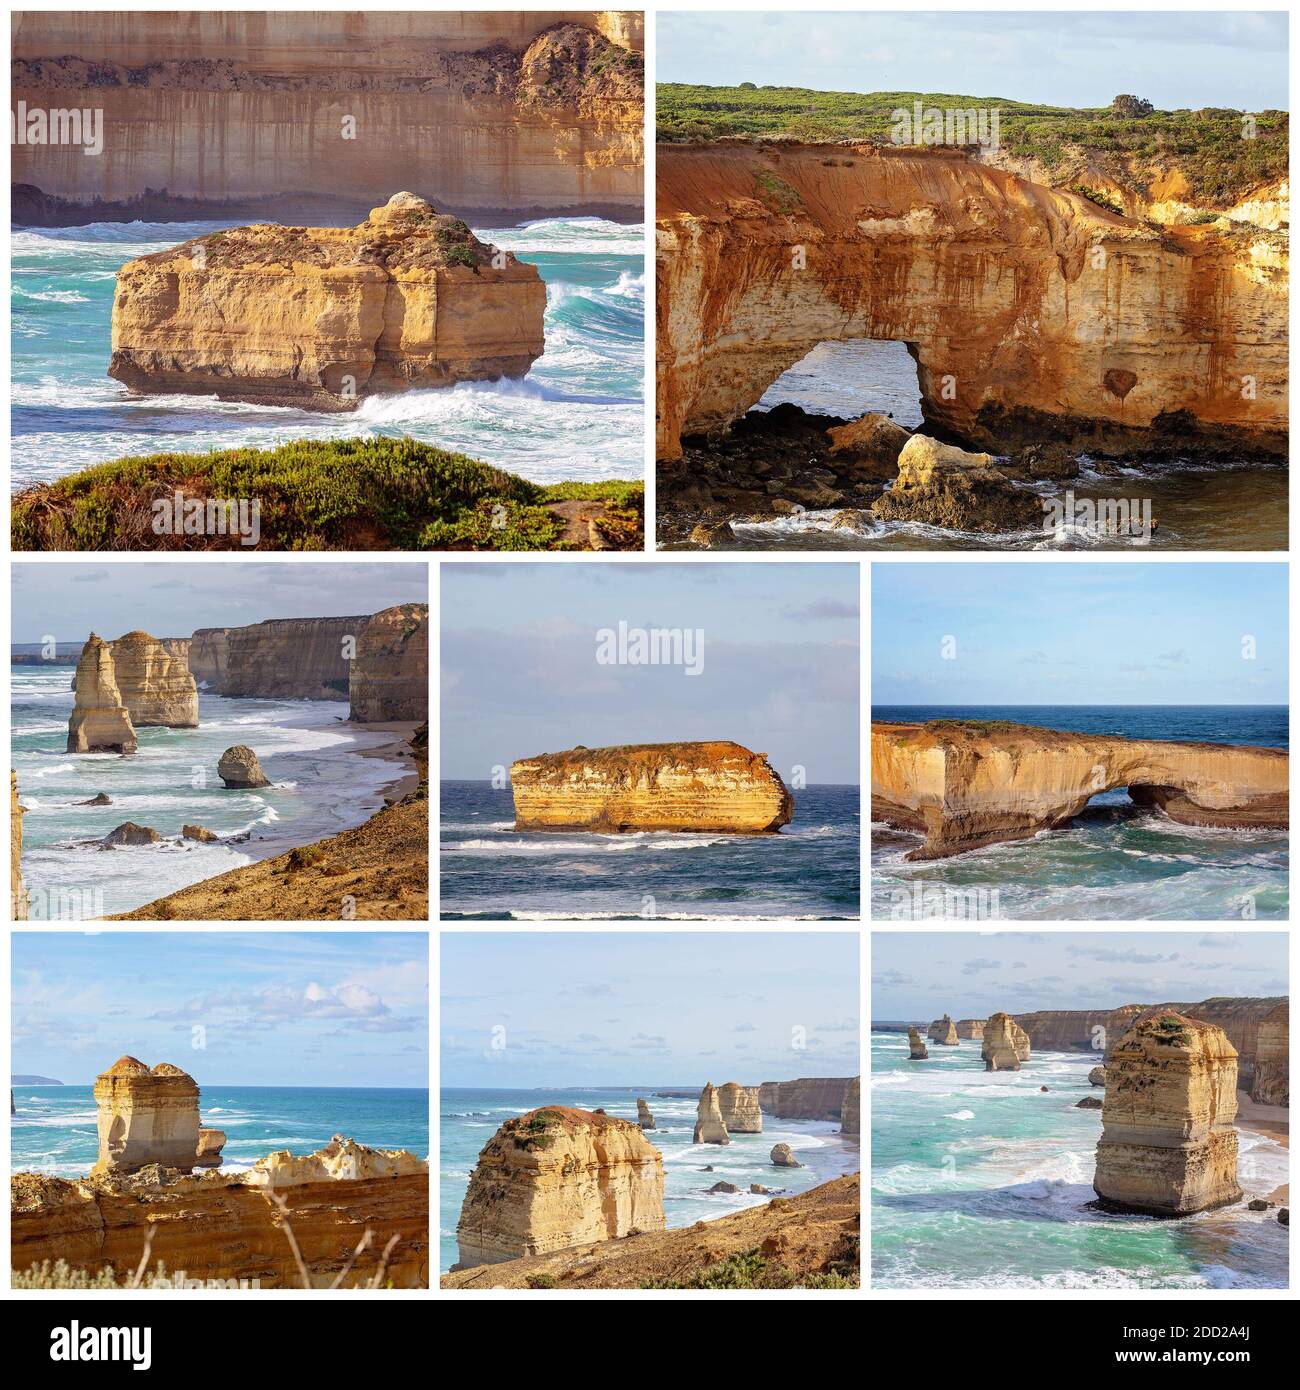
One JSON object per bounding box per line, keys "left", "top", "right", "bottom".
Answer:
{"left": 657, "top": 86, "right": 1287, "bottom": 201}
{"left": 11, "top": 436, "right": 643, "bottom": 553}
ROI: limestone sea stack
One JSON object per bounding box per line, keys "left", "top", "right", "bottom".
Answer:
{"left": 348, "top": 604, "right": 430, "bottom": 722}
{"left": 1093, "top": 1012, "right": 1243, "bottom": 1216}
{"left": 716, "top": 1082, "right": 762, "bottom": 1133}
{"left": 929, "top": 1014, "right": 959, "bottom": 1045}
{"left": 109, "top": 630, "right": 199, "bottom": 727}
{"left": 840, "top": 1077, "right": 860, "bottom": 1137}
{"left": 908, "top": 1026, "right": 929, "bottom": 1059}
{"left": 109, "top": 193, "right": 546, "bottom": 411}
{"left": 218, "top": 745, "right": 271, "bottom": 789}
{"left": 636, "top": 1098, "right": 655, "bottom": 1130}
{"left": 511, "top": 741, "right": 794, "bottom": 833}
{"left": 90, "top": 1056, "right": 224, "bottom": 1175}
{"left": 874, "top": 722, "right": 1288, "bottom": 860}
{"left": 67, "top": 635, "right": 138, "bottom": 754}
{"left": 1251, "top": 1003, "right": 1289, "bottom": 1106}
{"left": 455, "top": 1107, "right": 665, "bottom": 1269}
{"left": 982, "top": 1013, "right": 1031, "bottom": 1071}
{"left": 693, "top": 1084, "right": 731, "bottom": 1144}
{"left": 11, "top": 772, "right": 27, "bottom": 920}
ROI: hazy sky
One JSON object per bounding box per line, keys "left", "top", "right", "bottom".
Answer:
{"left": 11, "top": 562, "right": 427, "bottom": 644}
{"left": 11, "top": 933, "right": 428, "bottom": 1087}
{"left": 442, "top": 932, "right": 860, "bottom": 1087}
{"left": 659, "top": 11, "right": 1288, "bottom": 110}
{"left": 440, "top": 563, "right": 860, "bottom": 783}
{"left": 872, "top": 931, "right": 1288, "bottom": 1019}
{"left": 873, "top": 563, "right": 1287, "bottom": 705}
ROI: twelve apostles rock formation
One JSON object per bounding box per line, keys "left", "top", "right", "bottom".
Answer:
{"left": 11, "top": 772, "right": 27, "bottom": 920}
{"left": 928, "top": 1015, "right": 959, "bottom": 1045}
{"left": 455, "top": 1107, "right": 665, "bottom": 1268}
{"left": 108, "top": 631, "right": 199, "bottom": 727}
{"left": 90, "top": 1056, "right": 225, "bottom": 1175}
{"left": 873, "top": 721, "right": 1287, "bottom": 860}
{"left": 13, "top": 1134, "right": 429, "bottom": 1288}
{"left": 693, "top": 1084, "right": 731, "bottom": 1145}
{"left": 636, "top": 1097, "right": 655, "bottom": 1130}
{"left": 14, "top": 12, "right": 643, "bottom": 224}
{"left": 717, "top": 1082, "right": 763, "bottom": 1134}
{"left": 1251, "top": 1003, "right": 1289, "bottom": 1107}
{"left": 982, "top": 1013, "right": 1032, "bottom": 1072}
{"left": 348, "top": 604, "right": 431, "bottom": 723}
{"left": 1093, "top": 1013, "right": 1243, "bottom": 1217}
{"left": 757, "top": 1077, "right": 857, "bottom": 1126}
{"left": 67, "top": 636, "right": 138, "bottom": 753}
{"left": 109, "top": 193, "right": 546, "bottom": 410}
{"left": 908, "top": 1026, "right": 929, "bottom": 1059}
{"left": 656, "top": 142, "right": 1286, "bottom": 463}
{"left": 511, "top": 741, "right": 794, "bottom": 833}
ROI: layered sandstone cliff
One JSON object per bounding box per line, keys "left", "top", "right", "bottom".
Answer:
{"left": 12, "top": 1136, "right": 428, "bottom": 1288}
{"left": 657, "top": 143, "right": 1286, "bottom": 461}
{"left": 109, "top": 193, "right": 546, "bottom": 410}
{"left": 455, "top": 1107, "right": 664, "bottom": 1268}
{"left": 187, "top": 628, "right": 230, "bottom": 690}
{"left": 955, "top": 1019, "right": 985, "bottom": 1040}
{"left": 928, "top": 1015, "right": 959, "bottom": 1045}
{"left": 908, "top": 1026, "right": 929, "bottom": 1059}
{"left": 1094, "top": 1013, "right": 1242, "bottom": 1217}
{"left": 983, "top": 1013, "right": 1031, "bottom": 1071}
{"left": 349, "top": 604, "right": 430, "bottom": 723}
{"left": 66, "top": 635, "right": 137, "bottom": 754}
{"left": 1251, "top": 1003, "right": 1289, "bottom": 1107}
{"left": 108, "top": 630, "right": 199, "bottom": 727}
{"left": 12, "top": 772, "right": 28, "bottom": 920}
{"left": 197, "top": 616, "right": 361, "bottom": 701}
{"left": 13, "top": 13, "right": 643, "bottom": 222}
{"left": 757, "top": 1077, "right": 856, "bottom": 1125}
{"left": 717, "top": 1082, "right": 762, "bottom": 1133}
{"left": 840, "top": 1077, "right": 860, "bottom": 1137}
{"left": 90, "top": 1057, "right": 224, "bottom": 1175}
{"left": 693, "top": 1084, "right": 730, "bottom": 1144}
{"left": 511, "top": 740, "right": 794, "bottom": 833}
{"left": 873, "top": 721, "right": 1287, "bottom": 859}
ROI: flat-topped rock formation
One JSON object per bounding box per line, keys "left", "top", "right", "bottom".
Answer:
{"left": 928, "top": 1015, "right": 959, "bottom": 1045}
{"left": 108, "top": 630, "right": 198, "bottom": 727}
{"left": 90, "top": 1056, "right": 224, "bottom": 1175}
{"left": 908, "top": 1026, "right": 929, "bottom": 1059}
{"left": 656, "top": 142, "right": 1285, "bottom": 461}
{"left": 511, "top": 740, "right": 794, "bottom": 833}
{"left": 12, "top": 1135, "right": 428, "bottom": 1288}
{"left": 955, "top": 1019, "right": 985, "bottom": 1040}
{"left": 67, "top": 635, "right": 137, "bottom": 754}
{"left": 455, "top": 1106, "right": 664, "bottom": 1269}
{"left": 873, "top": 721, "right": 1287, "bottom": 859}
{"left": 1094, "top": 1012, "right": 1243, "bottom": 1217}
{"left": 636, "top": 1097, "right": 655, "bottom": 1130}
{"left": 14, "top": 13, "right": 642, "bottom": 224}
{"left": 191, "top": 617, "right": 362, "bottom": 700}
{"left": 693, "top": 1084, "right": 730, "bottom": 1144}
{"left": 11, "top": 772, "right": 27, "bottom": 920}
{"left": 109, "top": 193, "right": 546, "bottom": 410}
{"left": 840, "top": 1077, "right": 860, "bottom": 1137}
{"left": 758, "top": 1077, "right": 857, "bottom": 1125}
{"left": 717, "top": 1082, "right": 762, "bottom": 1133}
{"left": 983, "top": 1013, "right": 1031, "bottom": 1072}
{"left": 1251, "top": 1003, "right": 1288, "bottom": 1106}
{"left": 349, "top": 604, "right": 430, "bottom": 723}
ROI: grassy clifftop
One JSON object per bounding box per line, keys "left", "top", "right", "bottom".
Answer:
{"left": 658, "top": 85, "right": 1287, "bottom": 203}
{"left": 12, "top": 436, "right": 643, "bottom": 552}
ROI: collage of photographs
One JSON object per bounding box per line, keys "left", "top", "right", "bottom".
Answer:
{"left": 1, "top": 0, "right": 1294, "bottom": 1341}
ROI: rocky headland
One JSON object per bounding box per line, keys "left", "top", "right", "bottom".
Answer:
{"left": 510, "top": 740, "right": 794, "bottom": 833}
{"left": 758, "top": 1077, "right": 858, "bottom": 1131}
{"left": 109, "top": 193, "right": 545, "bottom": 410}
{"left": 872, "top": 720, "right": 1287, "bottom": 859}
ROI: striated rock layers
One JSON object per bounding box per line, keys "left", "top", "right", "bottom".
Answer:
{"left": 873, "top": 721, "right": 1287, "bottom": 860}
{"left": 511, "top": 740, "right": 793, "bottom": 833}
{"left": 716, "top": 1082, "right": 763, "bottom": 1133}
{"left": 1250, "top": 1003, "right": 1288, "bottom": 1107}
{"left": 14, "top": 13, "right": 643, "bottom": 223}
{"left": 12, "top": 772, "right": 28, "bottom": 920}
{"left": 656, "top": 142, "right": 1286, "bottom": 461}
{"left": 955, "top": 1019, "right": 986, "bottom": 1040}
{"left": 349, "top": 604, "right": 430, "bottom": 723}
{"left": 67, "top": 635, "right": 137, "bottom": 754}
{"left": 983, "top": 1013, "right": 1031, "bottom": 1071}
{"left": 693, "top": 1084, "right": 731, "bottom": 1144}
{"left": 636, "top": 1098, "right": 655, "bottom": 1130}
{"left": 758, "top": 1077, "right": 857, "bottom": 1125}
{"left": 455, "top": 1106, "right": 664, "bottom": 1268}
{"left": 840, "top": 1077, "right": 860, "bottom": 1137}
{"left": 928, "top": 1015, "right": 959, "bottom": 1045}
{"left": 91, "top": 1056, "right": 224, "bottom": 1175}
{"left": 908, "top": 1026, "right": 929, "bottom": 1060}
{"left": 109, "top": 193, "right": 546, "bottom": 410}
{"left": 13, "top": 1135, "right": 428, "bottom": 1288}
{"left": 108, "top": 630, "right": 199, "bottom": 727}
{"left": 1094, "top": 1013, "right": 1243, "bottom": 1217}
{"left": 193, "top": 616, "right": 360, "bottom": 701}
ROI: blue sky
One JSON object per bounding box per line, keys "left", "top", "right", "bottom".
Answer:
{"left": 442, "top": 932, "right": 859, "bottom": 1087}
{"left": 873, "top": 563, "right": 1287, "bottom": 705}
{"left": 441, "top": 563, "right": 860, "bottom": 782}
{"left": 11, "top": 562, "right": 427, "bottom": 645}
{"left": 659, "top": 11, "right": 1288, "bottom": 110}
{"left": 11, "top": 933, "right": 428, "bottom": 1087}
{"left": 872, "top": 931, "right": 1288, "bottom": 1018}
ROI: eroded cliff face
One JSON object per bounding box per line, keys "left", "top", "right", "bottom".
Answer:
{"left": 200, "top": 616, "right": 362, "bottom": 701}
{"left": 512, "top": 740, "right": 793, "bottom": 833}
{"left": 110, "top": 193, "right": 546, "bottom": 409}
{"left": 12, "top": 1136, "right": 428, "bottom": 1288}
{"left": 11, "top": 772, "right": 28, "bottom": 920}
{"left": 13, "top": 12, "right": 643, "bottom": 222}
{"left": 1251, "top": 1003, "right": 1289, "bottom": 1107}
{"left": 716, "top": 1082, "right": 762, "bottom": 1133}
{"left": 693, "top": 1083, "right": 731, "bottom": 1144}
{"left": 66, "top": 634, "right": 137, "bottom": 754}
{"left": 188, "top": 628, "right": 229, "bottom": 690}
{"left": 455, "top": 1107, "right": 665, "bottom": 1268}
{"left": 840, "top": 1077, "right": 860, "bottom": 1137}
{"left": 928, "top": 1015, "right": 959, "bottom": 1045}
{"left": 108, "top": 630, "right": 199, "bottom": 728}
{"left": 656, "top": 143, "right": 1286, "bottom": 461}
{"left": 90, "top": 1056, "right": 220, "bottom": 1175}
{"left": 349, "top": 604, "right": 430, "bottom": 723}
{"left": 872, "top": 721, "right": 1287, "bottom": 859}
{"left": 982, "top": 1013, "right": 1031, "bottom": 1071}
{"left": 1094, "top": 1013, "right": 1242, "bottom": 1217}
{"left": 955, "top": 1019, "right": 985, "bottom": 1040}
{"left": 756, "top": 1077, "right": 856, "bottom": 1124}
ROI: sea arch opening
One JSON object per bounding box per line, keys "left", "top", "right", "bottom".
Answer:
{"left": 753, "top": 337, "right": 924, "bottom": 430}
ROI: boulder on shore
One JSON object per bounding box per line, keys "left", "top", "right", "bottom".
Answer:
{"left": 871, "top": 435, "right": 1043, "bottom": 534}
{"left": 825, "top": 411, "right": 911, "bottom": 480}
{"left": 218, "top": 745, "right": 271, "bottom": 789}
{"left": 770, "top": 1143, "right": 802, "bottom": 1168}
{"left": 182, "top": 825, "right": 220, "bottom": 843}
{"left": 101, "top": 822, "right": 160, "bottom": 847}
{"left": 1076, "top": 1096, "right": 1103, "bottom": 1109}
{"left": 1089, "top": 1066, "right": 1107, "bottom": 1087}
